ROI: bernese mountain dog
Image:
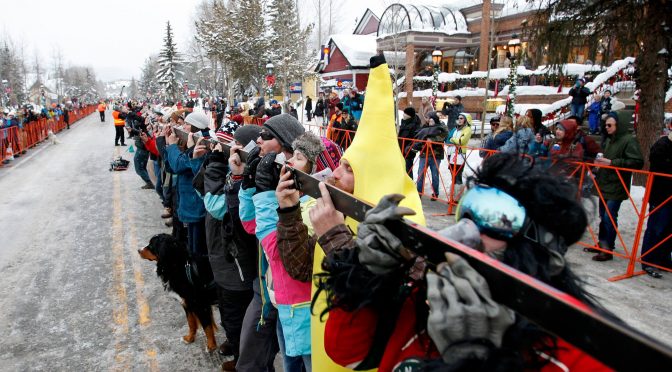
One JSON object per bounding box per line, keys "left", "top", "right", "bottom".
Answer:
{"left": 138, "top": 233, "right": 219, "bottom": 352}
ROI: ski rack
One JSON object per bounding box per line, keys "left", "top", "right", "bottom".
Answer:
{"left": 172, "top": 127, "right": 672, "bottom": 370}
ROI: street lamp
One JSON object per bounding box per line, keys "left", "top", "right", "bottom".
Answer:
{"left": 431, "top": 48, "right": 443, "bottom": 109}
{"left": 265, "top": 60, "right": 275, "bottom": 102}
{"left": 505, "top": 35, "right": 522, "bottom": 117}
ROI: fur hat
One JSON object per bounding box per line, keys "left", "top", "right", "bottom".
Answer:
{"left": 292, "top": 132, "right": 326, "bottom": 172}
{"left": 263, "top": 113, "right": 305, "bottom": 151}
{"left": 185, "top": 111, "right": 209, "bottom": 129}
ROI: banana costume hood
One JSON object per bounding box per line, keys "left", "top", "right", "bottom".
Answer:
{"left": 311, "top": 55, "right": 426, "bottom": 371}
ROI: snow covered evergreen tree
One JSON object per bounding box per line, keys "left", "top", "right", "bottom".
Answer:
{"left": 0, "top": 41, "right": 26, "bottom": 105}
{"left": 140, "top": 56, "right": 159, "bottom": 99}
{"left": 129, "top": 77, "right": 139, "bottom": 100}
{"left": 156, "top": 22, "right": 184, "bottom": 102}
{"left": 267, "top": 0, "right": 314, "bottom": 100}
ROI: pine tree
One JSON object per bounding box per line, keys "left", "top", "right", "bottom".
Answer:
{"left": 129, "top": 77, "right": 139, "bottom": 100}
{"left": 140, "top": 56, "right": 159, "bottom": 99}
{"left": 267, "top": 0, "right": 315, "bottom": 100}
{"left": 156, "top": 21, "right": 184, "bottom": 102}
{"left": 0, "top": 41, "right": 26, "bottom": 106}
{"left": 527, "top": 0, "right": 672, "bottom": 181}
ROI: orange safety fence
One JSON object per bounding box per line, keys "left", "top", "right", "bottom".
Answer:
{"left": 1, "top": 105, "right": 96, "bottom": 165}
{"left": 302, "top": 122, "right": 672, "bottom": 283}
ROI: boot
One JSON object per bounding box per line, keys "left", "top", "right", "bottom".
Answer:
{"left": 592, "top": 251, "right": 614, "bottom": 261}
{"left": 218, "top": 341, "right": 234, "bottom": 357}
{"left": 141, "top": 182, "right": 154, "bottom": 190}
{"left": 221, "top": 359, "right": 236, "bottom": 371}
{"left": 161, "top": 208, "right": 172, "bottom": 219}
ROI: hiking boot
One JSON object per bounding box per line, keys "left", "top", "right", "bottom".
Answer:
{"left": 161, "top": 208, "right": 172, "bottom": 219}
{"left": 583, "top": 247, "right": 600, "bottom": 253}
{"left": 592, "top": 251, "right": 613, "bottom": 261}
{"left": 121, "top": 143, "right": 127, "bottom": 146}
{"left": 218, "top": 341, "right": 234, "bottom": 357}
{"left": 221, "top": 359, "right": 236, "bottom": 371}
{"left": 141, "top": 183, "right": 154, "bottom": 190}
{"left": 164, "top": 218, "right": 173, "bottom": 227}
{"left": 643, "top": 267, "right": 663, "bottom": 279}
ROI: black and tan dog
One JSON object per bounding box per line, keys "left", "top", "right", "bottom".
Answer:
{"left": 138, "top": 233, "right": 218, "bottom": 352}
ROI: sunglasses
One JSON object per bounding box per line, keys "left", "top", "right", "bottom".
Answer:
{"left": 259, "top": 130, "right": 275, "bottom": 141}
{"left": 605, "top": 124, "right": 614, "bottom": 128}
{"left": 456, "top": 185, "right": 528, "bottom": 240}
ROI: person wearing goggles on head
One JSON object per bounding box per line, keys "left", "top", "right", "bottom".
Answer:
{"left": 313, "top": 153, "right": 614, "bottom": 371}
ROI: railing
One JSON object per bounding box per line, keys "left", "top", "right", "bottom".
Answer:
{"left": 297, "top": 122, "right": 671, "bottom": 283}
{"left": 1, "top": 105, "right": 96, "bottom": 165}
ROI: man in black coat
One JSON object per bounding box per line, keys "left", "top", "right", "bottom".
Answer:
{"left": 640, "top": 118, "right": 672, "bottom": 278}
{"left": 399, "top": 106, "right": 421, "bottom": 178}
{"left": 305, "top": 96, "right": 313, "bottom": 122}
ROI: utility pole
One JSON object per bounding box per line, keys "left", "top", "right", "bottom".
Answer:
{"left": 480, "top": 0, "right": 496, "bottom": 137}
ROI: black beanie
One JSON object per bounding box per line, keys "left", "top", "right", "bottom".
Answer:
{"left": 403, "top": 107, "right": 416, "bottom": 117}
{"left": 233, "top": 125, "right": 262, "bottom": 146}
{"left": 263, "top": 113, "right": 305, "bottom": 151}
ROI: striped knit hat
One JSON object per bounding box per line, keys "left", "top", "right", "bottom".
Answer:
{"left": 316, "top": 137, "right": 342, "bottom": 172}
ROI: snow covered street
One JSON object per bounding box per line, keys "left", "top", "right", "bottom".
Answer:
{"left": 0, "top": 112, "right": 669, "bottom": 371}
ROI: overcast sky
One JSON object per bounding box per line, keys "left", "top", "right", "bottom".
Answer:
{"left": 1, "top": 0, "right": 394, "bottom": 82}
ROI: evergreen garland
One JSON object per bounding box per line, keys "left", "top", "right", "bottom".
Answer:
{"left": 506, "top": 59, "right": 518, "bottom": 117}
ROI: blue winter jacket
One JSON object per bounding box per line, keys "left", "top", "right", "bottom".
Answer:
{"left": 166, "top": 144, "right": 206, "bottom": 223}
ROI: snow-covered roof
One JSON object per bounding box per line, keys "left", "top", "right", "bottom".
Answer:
{"left": 413, "top": 63, "right": 610, "bottom": 83}
{"left": 329, "top": 34, "right": 378, "bottom": 67}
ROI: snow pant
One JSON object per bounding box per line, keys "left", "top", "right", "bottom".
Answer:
{"left": 416, "top": 156, "right": 441, "bottom": 196}
{"left": 153, "top": 160, "right": 164, "bottom": 203}
{"left": 641, "top": 203, "right": 672, "bottom": 270}
{"left": 277, "top": 320, "right": 311, "bottom": 372}
{"left": 570, "top": 103, "right": 585, "bottom": 120}
{"left": 598, "top": 199, "right": 622, "bottom": 250}
{"left": 405, "top": 154, "right": 415, "bottom": 180}
{"left": 99, "top": 111, "right": 105, "bottom": 122}
{"left": 449, "top": 162, "right": 465, "bottom": 185}
{"left": 237, "top": 278, "right": 279, "bottom": 372}
{"left": 218, "top": 287, "right": 254, "bottom": 360}
{"left": 114, "top": 126, "right": 125, "bottom": 145}
{"left": 187, "top": 219, "right": 208, "bottom": 257}
{"left": 133, "top": 147, "right": 152, "bottom": 185}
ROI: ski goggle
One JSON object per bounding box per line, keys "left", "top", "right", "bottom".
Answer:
{"left": 455, "top": 185, "right": 528, "bottom": 240}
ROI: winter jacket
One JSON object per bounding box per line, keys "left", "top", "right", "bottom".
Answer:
{"left": 314, "top": 98, "right": 325, "bottom": 117}
{"left": 600, "top": 97, "right": 612, "bottom": 114}
{"left": 398, "top": 114, "right": 421, "bottom": 155}
{"left": 413, "top": 122, "right": 448, "bottom": 159}
{"left": 327, "top": 96, "right": 340, "bottom": 119}
{"left": 500, "top": 127, "right": 534, "bottom": 155}
{"left": 486, "top": 130, "right": 514, "bottom": 151}
{"left": 446, "top": 124, "right": 472, "bottom": 165}
{"left": 588, "top": 101, "right": 602, "bottom": 130}
{"left": 569, "top": 86, "right": 590, "bottom": 105}
{"left": 195, "top": 152, "right": 257, "bottom": 291}
{"left": 595, "top": 115, "right": 644, "bottom": 201}
{"left": 529, "top": 140, "right": 549, "bottom": 157}
{"left": 549, "top": 119, "right": 584, "bottom": 160}
{"left": 345, "top": 93, "right": 364, "bottom": 120}
{"left": 239, "top": 186, "right": 312, "bottom": 357}
{"left": 276, "top": 200, "right": 319, "bottom": 283}
{"left": 305, "top": 97, "right": 312, "bottom": 112}
{"left": 166, "top": 144, "right": 206, "bottom": 223}
{"left": 648, "top": 135, "right": 672, "bottom": 206}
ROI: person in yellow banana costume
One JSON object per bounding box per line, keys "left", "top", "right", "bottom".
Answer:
{"left": 308, "top": 54, "right": 426, "bottom": 371}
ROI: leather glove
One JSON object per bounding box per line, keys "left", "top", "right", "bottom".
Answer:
{"left": 255, "top": 152, "right": 281, "bottom": 193}
{"left": 426, "top": 253, "right": 515, "bottom": 365}
{"left": 241, "top": 146, "right": 261, "bottom": 190}
{"left": 356, "top": 194, "right": 416, "bottom": 275}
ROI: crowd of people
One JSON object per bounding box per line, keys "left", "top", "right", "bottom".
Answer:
{"left": 397, "top": 77, "right": 671, "bottom": 277}
{"left": 108, "top": 54, "right": 672, "bottom": 372}
{"left": 1, "top": 100, "right": 90, "bottom": 163}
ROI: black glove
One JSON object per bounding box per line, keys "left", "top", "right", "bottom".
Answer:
{"left": 255, "top": 152, "right": 280, "bottom": 193}
{"left": 241, "top": 146, "right": 261, "bottom": 190}
{"left": 209, "top": 149, "right": 229, "bottom": 164}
